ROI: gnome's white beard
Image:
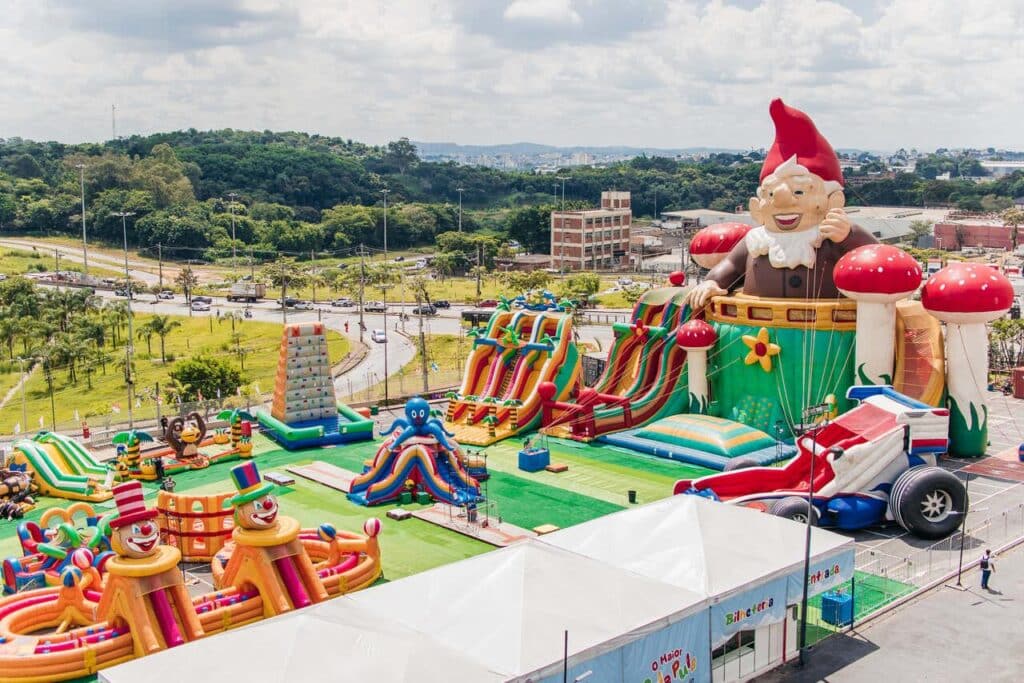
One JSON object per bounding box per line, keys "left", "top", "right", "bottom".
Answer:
{"left": 745, "top": 225, "right": 821, "bottom": 269}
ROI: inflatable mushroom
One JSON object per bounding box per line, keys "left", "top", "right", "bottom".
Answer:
{"left": 922, "top": 262, "right": 1014, "bottom": 457}
{"left": 676, "top": 319, "right": 718, "bottom": 413}
{"left": 834, "top": 244, "right": 922, "bottom": 386}
{"left": 688, "top": 223, "right": 752, "bottom": 270}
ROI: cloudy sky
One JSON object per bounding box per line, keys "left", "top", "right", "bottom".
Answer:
{"left": 2, "top": 0, "right": 1022, "bottom": 151}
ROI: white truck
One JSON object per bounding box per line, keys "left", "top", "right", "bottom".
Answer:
{"left": 227, "top": 282, "right": 266, "bottom": 302}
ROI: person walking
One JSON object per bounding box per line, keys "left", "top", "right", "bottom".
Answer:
{"left": 980, "top": 549, "right": 995, "bottom": 590}
{"left": 344, "top": 321, "right": 350, "bottom": 334}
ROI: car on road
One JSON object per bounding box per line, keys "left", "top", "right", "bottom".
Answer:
{"left": 158, "top": 290, "right": 174, "bottom": 299}
{"left": 292, "top": 301, "right": 314, "bottom": 310}
{"left": 394, "top": 256, "right": 405, "bottom": 262}
{"left": 371, "top": 329, "right": 387, "bottom": 343}
{"left": 433, "top": 300, "right": 450, "bottom": 309}
{"left": 113, "top": 287, "right": 133, "bottom": 298}
{"left": 412, "top": 304, "right": 436, "bottom": 315}
{"left": 278, "top": 297, "right": 299, "bottom": 308}
{"left": 192, "top": 295, "right": 213, "bottom": 304}
{"left": 363, "top": 301, "right": 387, "bottom": 313}
{"left": 478, "top": 299, "right": 498, "bottom": 308}
{"left": 331, "top": 297, "right": 355, "bottom": 307}
{"left": 190, "top": 300, "right": 211, "bottom": 312}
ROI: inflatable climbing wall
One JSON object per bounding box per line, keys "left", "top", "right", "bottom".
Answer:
{"left": 271, "top": 323, "right": 338, "bottom": 424}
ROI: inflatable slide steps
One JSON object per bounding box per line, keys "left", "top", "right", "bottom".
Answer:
{"left": 894, "top": 300, "right": 945, "bottom": 407}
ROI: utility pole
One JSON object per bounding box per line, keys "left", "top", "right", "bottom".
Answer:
{"left": 157, "top": 243, "right": 163, "bottom": 290}
{"left": 358, "top": 244, "right": 366, "bottom": 343}
{"left": 457, "top": 187, "right": 464, "bottom": 232}
{"left": 381, "top": 188, "right": 390, "bottom": 257}
{"left": 249, "top": 246, "right": 255, "bottom": 279}
{"left": 112, "top": 210, "right": 137, "bottom": 428}
{"left": 418, "top": 292, "right": 429, "bottom": 393}
{"left": 75, "top": 163, "right": 89, "bottom": 277}
{"left": 228, "top": 192, "right": 238, "bottom": 273}
{"left": 476, "top": 242, "right": 483, "bottom": 298}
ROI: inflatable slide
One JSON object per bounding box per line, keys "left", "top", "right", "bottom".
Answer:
{"left": 445, "top": 309, "right": 579, "bottom": 446}
{"left": 541, "top": 283, "right": 691, "bottom": 441}
{"left": 12, "top": 434, "right": 112, "bottom": 502}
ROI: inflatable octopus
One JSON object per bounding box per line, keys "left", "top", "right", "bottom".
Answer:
{"left": 382, "top": 397, "right": 458, "bottom": 452}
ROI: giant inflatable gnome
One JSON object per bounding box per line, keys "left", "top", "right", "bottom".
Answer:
{"left": 687, "top": 99, "right": 878, "bottom": 308}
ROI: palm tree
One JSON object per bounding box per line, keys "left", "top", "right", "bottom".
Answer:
{"left": 263, "top": 257, "right": 308, "bottom": 324}
{"left": 0, "top": 313, "right": 16, "bottom": 360}
{"left": 164, "top": 377, "right": 191, "bottom": 406}
{"left": 219, "top": 309, "right": 244, "bottom": 333}
{"left": 216, "top": 408, "right": 255, "bottom": 445}
{"left": 136, "top": 320, "right": 154, "bottom": 357}
{"left": 482, "top": 414, "right": 498, "bottom": 438}
{"left": 306, "top": 267, "right": 327, "bottom": 304}
{"left": 147, "top": 314, "right": 181, "bottom": 363}
{"left": 105, "top": 301, "right": 131, "bottom": 345}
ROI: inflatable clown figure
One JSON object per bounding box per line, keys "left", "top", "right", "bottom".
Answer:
{"left": 216, "top": 461, "right": 328, "bottom": 613}
{"left": 108, "top": 481, "right": 161, "bottom": 559}
{"left": 687, "top": 99, "right": 878, "bottom": 309}
{"left": 97, "top": 480, "right": 205, "bottom": 652}
{"left": 228, "top": 460, "right": 280, "bottom": 531}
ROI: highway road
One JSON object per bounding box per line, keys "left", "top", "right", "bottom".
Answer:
{"left": 67, "top": 286, "right": 617, "bottom": 398}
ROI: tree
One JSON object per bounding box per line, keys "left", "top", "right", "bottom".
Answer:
{"left": 262, "top": 257, "right": 308, "bottom": 323}
{"left": 136, "top": 320, "right": 154, "bottom": 356}
{"left": 506, "top": 204, "right": 555, "bottom": 254}
{"left": 175, "top": 266, "right": 198, "bottom": 304}
{"left": 620, "top": 283, "right": 647, "bottom": 307}
{"left": 147, "top": 314, "right": 181, "bottom": 363}
{"left": 168, "top": 355, "right": 242, "bottom": 402}
{"left": 500, "top": 270, "right": 552, "bottom": 295}
{"left": 561, "top": 272, "right": 601, "bottom": 303}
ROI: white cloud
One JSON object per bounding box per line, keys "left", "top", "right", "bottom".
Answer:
{"left": 0, "top": 0, "right": 1022, "bottom": 151}
{"left": 503, "top": 0, "right": 581, "bottom": 26}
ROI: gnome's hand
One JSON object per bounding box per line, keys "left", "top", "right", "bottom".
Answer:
{"left": 819, "top": 208, "right": 852, "bottom": 244}
{"left": 686, "top": 281, "right": 728, "bottom": 309}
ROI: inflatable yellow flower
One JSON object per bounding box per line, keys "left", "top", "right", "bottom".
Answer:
{"left": 742, "top": 327, "right": 780, "bottom": 372}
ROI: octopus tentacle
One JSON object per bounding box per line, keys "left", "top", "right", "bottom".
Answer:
{"left": 381, "top": 417, "right": 411, "bottom": 436}
{"left": 425, "top": 422, "right": 458, "bottom": 452}
{"left": 389, "top": 426, "right": 418, "bottom": 452}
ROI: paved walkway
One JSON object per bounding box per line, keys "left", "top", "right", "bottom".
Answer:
{"left": 756, "top": 542, "right": 1024, "bottom": 682}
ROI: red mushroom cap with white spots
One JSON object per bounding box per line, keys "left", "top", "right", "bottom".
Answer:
{"left": 833, "top": 244, "right": 922, "bottom": 303}
{"left": 689, "top": 223, "right": 751, "bottom": 269}
{"left": 922, "top": 262, "right": 1015, "bottom": 324}
{"left": 676, "top": 319, "right": 718, "bottom": 351}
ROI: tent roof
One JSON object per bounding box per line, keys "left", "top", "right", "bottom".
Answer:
{"left": 99, "top": 601, "right": 506, "bottom": 683}
{"left": 342, "top": 540, "right": 706, "bottom": 678}
{"left": 541, "top": 495, "right": 853, "bottom": 598}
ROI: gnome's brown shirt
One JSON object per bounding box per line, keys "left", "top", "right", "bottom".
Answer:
{"left": 705, "top": 224, "right": 878, "bottom": 299}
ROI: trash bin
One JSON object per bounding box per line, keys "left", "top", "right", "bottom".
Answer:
{"left": 821, "top": 591, "right": 853, "bottom": 627}
{"left": 627, "top": 490, "right": 638, "bottom": 504}
{"left": 370, "top": 405, "right": 380, "bottom": 416}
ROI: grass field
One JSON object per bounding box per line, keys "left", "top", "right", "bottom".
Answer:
{"left": 0, "top": 248, "right": 123, "bottom": 279}
{"left": 0, "top": 313, "right": 349, "bottom": 433}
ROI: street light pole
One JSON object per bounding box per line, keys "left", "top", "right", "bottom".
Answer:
{"left": 75, "top": 164, "right": 89, "bottom": 278}
{"left": 112, "top": 211, "right": 136, "bottom": 428}
{"left": 457, "top": 187, "right": 464, "bottom": 232}
{"left": 228, "top": 192, "right": 238, "bottom": 274}
{"left": 799, "top": 442, "right": 843, "bottom": 666}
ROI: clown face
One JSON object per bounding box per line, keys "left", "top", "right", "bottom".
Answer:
{"left": 114, "top": 520, "right": 160, "bottom": 559}
{"left": 237, "top": 494, "right": 279, "bottom": 529}
{"left": 749, "top": 158, "right": 843, "bottom": 234}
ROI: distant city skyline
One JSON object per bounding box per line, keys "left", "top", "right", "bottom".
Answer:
{"left": 2, "top": 1, "right": 1022, "bottom": 150}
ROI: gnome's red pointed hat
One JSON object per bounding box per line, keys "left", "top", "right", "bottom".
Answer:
{"left": 760, "top": 98, "right": 843, "bottom": 186}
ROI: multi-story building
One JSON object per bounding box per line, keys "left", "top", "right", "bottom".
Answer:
{"left": 550, "top": 191, "right": 632, "bottom": 271}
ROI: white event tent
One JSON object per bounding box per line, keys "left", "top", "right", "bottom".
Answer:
{"left": 540, "top": 494, "right": 855, "bottom": 680}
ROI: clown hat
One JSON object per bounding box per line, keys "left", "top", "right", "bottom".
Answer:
{"left": 760, "top": 98, "right": 843, "bottom": 186}
{"left": 228, "top": 461, "right": 274, "bottom": 507}
{"left": 108, "top": 481, "right": 159, "bottom": 529}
